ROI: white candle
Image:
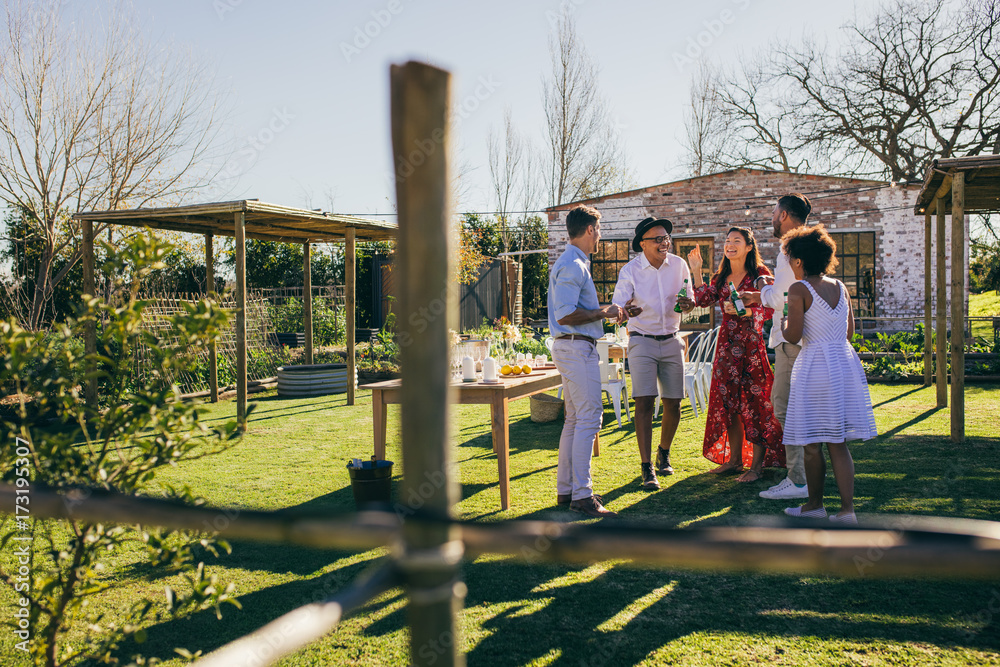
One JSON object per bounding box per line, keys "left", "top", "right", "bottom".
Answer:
{"left": 462, "top": 355, "right": 475, "bottom": 381}
{"left": 483, "top": 356, "right": 498, "bottom": 382}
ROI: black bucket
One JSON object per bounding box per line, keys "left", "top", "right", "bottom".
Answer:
{"left": 347, "top": 459, "right": 393, "bottom": 507}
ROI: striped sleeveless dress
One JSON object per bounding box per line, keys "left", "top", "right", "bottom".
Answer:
{"left": 782, "top": 279, "right": 877, "bottom": 446}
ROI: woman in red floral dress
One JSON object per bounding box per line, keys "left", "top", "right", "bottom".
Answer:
{"left": 687, "top": 227, "right": 785, "bottom": 483}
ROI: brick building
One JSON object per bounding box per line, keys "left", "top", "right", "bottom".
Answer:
{"left": 546, "top": 168, "right": 968, "bottom": 330}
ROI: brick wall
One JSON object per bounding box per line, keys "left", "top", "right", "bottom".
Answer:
{"left": 546, "top": 169, "right": 969, "bottom": 324}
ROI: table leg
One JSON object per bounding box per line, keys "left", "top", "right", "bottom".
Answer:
{"left": 373, "top": 389, "right": 387, "bottom": 460}
{"left": 491, "top": 393, "right": 510, "bottom": 510}
{"left": 593, "top": 431, "right": 600, "bottom": 457}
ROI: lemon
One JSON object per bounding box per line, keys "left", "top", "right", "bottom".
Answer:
{"left": 500, "top": 364, "right": 513, "bottom": 376}
{"left": 510, "top": 365, "right": 522, "bottom": 375}
{"left": 521, "top": 365, "right": 532, "bottom": 375}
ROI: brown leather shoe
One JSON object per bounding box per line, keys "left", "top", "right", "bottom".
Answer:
{"left": 641, "top": 463, "right": 660, "bottom": 491}
{"left": 558, "top": 493, "right": 602, "bottom": 506}
{"left": 569, "top": 495, "right": 617, "bottom": 517}
{"left": 656, "top": 447, "right": 674, "bottom": 475}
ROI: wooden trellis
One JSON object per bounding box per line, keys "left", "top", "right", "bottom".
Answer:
{"left": 134, "top": 290, "right": 284, "bottom": 396}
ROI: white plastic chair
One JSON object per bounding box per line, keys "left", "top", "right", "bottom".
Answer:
{"left": 696, "top": 326, "right": 721, "bottom": 407}
{"left": 597, "top": 340, "right": 629, "bottom": 427}
{"left": 653, "top": 328, "right": 719, "bottom": 419}
{"left": 682, "top": 330, "right": 717, "bottom": 417}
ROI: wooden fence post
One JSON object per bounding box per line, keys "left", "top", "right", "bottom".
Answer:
{"left": 923, "top": 212, "right": 932, "bottom": 386}
{"left": 346, "top": 227, "right": 356, "bottom": 405}
{"left": 83, "top": 219, "right": 97, "bottom": 407}
{"left": 390, "top": 60, "right": 464, "bottom": 667}
{"left": 304, "top": 242, "right": 313, "bottom": 365}
{"left": 206, "top": 233, "right": 218, "bottom": 403}
{"left": 950, "top": 173, "right": 965, "bottom": 442}
{"left": 935, "top": 197, "right": 947, "bottom": 408}
{"left": 235, "top": 210, "right": 247, "bottom": 432}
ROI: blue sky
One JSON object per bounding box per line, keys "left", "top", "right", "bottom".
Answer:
{"left": 132, "top": 0, "right": 871, "bottom": 221}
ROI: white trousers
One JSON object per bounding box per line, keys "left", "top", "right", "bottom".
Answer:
{"left": 551, "top": 338, "right": 602, "bottom": 501}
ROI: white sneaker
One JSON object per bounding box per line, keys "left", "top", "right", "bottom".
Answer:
{"left": 784, "top": 506, "right": 827, "bottom": 519}
{"left": 759, "top": 477, "right": 810, "bottom": 500}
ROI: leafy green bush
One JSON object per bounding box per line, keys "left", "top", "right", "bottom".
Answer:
{"left": 269, "top": 297, "right": 345, "bottom": 346}
{"left": 0, "top": 234, "right": 242, "bottom": 666}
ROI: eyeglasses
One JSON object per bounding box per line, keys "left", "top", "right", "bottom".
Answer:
{"left": 642, "top": 235, "right": 670, "bottom": 244}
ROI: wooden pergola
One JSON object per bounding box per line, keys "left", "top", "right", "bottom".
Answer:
{"left": 72, "top": 200, "right": 397, "bottom": 431}
{"left": 914, "top": 154, "right": 1000, "bottom": 442}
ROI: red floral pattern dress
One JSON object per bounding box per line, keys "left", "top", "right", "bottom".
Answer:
{"left": 693, "top": 269, "right": 785, "bottom": 469}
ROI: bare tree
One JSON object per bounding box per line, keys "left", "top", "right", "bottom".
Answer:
{"left": 707, "top": 0, "right": 1000, "bottom": 181}
{"left": 682, "top": 64, "right": 725, "bottom": 177}
{"left": 683, "top": 56, "right": 806, "bottom": 176}
{"left": 489, "top": 107, "right": 543, "bottom": 254}
{"left": 0, "top": 1, "right": 226, "bottom": 329}
{"left": 542, "top": 13, "right": 631, "bottom": 206}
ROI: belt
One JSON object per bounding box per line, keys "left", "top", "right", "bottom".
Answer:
{"left": 554, "top": 334, "right": 597, "bottom": 345}
{"left": 629, "top": 332, "right": 676, "bottom": 341}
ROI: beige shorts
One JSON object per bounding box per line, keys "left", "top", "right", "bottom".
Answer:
{"left": 627, "top": 335, "right": 685, "bottom": 399}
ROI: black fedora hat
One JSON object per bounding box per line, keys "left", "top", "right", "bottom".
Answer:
{"left": 631, "top": 217, "right": 673, "bottom": 253}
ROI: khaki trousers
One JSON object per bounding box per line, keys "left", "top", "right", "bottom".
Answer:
{"left": 772, "top": 342, "right": 806, "bottom": 485}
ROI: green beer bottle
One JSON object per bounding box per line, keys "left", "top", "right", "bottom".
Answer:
{"left": 673, "top": 279, "right": 689, "bottom": 313}
{"left": 783, "top": 292, "right": 789, "bottom": 317}
{"left": 728, "top": 281, "right": 747, "bottom": 317}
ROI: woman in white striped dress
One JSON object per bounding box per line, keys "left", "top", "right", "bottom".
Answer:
{"left": 779, "top": 225, "right": 877, "bottom": 524}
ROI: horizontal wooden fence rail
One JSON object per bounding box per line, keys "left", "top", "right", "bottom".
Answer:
{"left": 195, "top": 561, "right": 402, "bottom": 667}
{"left": 5, "top": 484, "right": 1000, "bottom": 580}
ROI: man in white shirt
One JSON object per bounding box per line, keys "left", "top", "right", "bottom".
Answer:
{"left": 740, "top": 193, "right": 811, "bottom": 500}
{"left": 612, "top": 217, "right": 695, "bottom": 491}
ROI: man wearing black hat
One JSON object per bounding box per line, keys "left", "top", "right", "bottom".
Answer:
{"left": 612, "top": 218, "right": 695, "bottom": 490}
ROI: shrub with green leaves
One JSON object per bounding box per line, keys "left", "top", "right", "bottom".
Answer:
{"left": 0, "top": 234, "right": 244, "bottom": 666}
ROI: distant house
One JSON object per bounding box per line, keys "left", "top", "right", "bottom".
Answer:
{"left": 545, "top": 168, "right": 968, "bottom": 331}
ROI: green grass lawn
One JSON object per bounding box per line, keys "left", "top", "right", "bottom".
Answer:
{"left": 971, "top": 292, "right": 1000, "bottom": 318}
{"left": 3, "top": 382, "right": 1000, "bottom": 666}
{"left": 971, "top": 292, "right": 1000, "bottom": 340}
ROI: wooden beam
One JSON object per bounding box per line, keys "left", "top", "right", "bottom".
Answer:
{"left": 346, "top": 228, "right": 356, "bottom": 406}
{"left": 235, "top": 211, "right": 247, "bottom": 432}
{"left": 923, "top": 212, "right": 932, "bottom": 386}
{"left": 206, "top": 233, "right": 218, "bottom": 403}
{"left": 935, "top": 197, "right": 947, "bottom": 408}
{"left": 304, "top": 242, "right": 313, "bottom": 365}
{"left": 390, "top": 61, "right": 463, "bottom": 667}
{"left": 950, "top": 173, "right": 965, "bottom": 443}
{"left": 82, "top": 219, "right": 97, "bottom": 407}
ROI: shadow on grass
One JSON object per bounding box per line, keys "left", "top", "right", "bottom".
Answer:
{"left": 871, "top": 385, "right": 924, "bottom": 408}
{"left": 455, "top": 563, "right": 1000, "bottom": 665}
{"left": 114, "top": 554, "right": 395, "bottom": 664}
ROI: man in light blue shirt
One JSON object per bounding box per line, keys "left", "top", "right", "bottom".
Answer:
{"left": 548, "top": 205, "right": 622, "bottom": 518}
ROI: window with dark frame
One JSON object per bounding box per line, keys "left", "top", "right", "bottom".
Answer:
{"left": 828, "top": 231, "right": 877, "bottom": 317}
{"left": 590, "top": 239, "right": 632, "bottom": 303}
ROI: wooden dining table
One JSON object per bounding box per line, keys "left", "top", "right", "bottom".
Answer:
{"left": 361, "top": 367, "right": 568, "bottom": 510}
